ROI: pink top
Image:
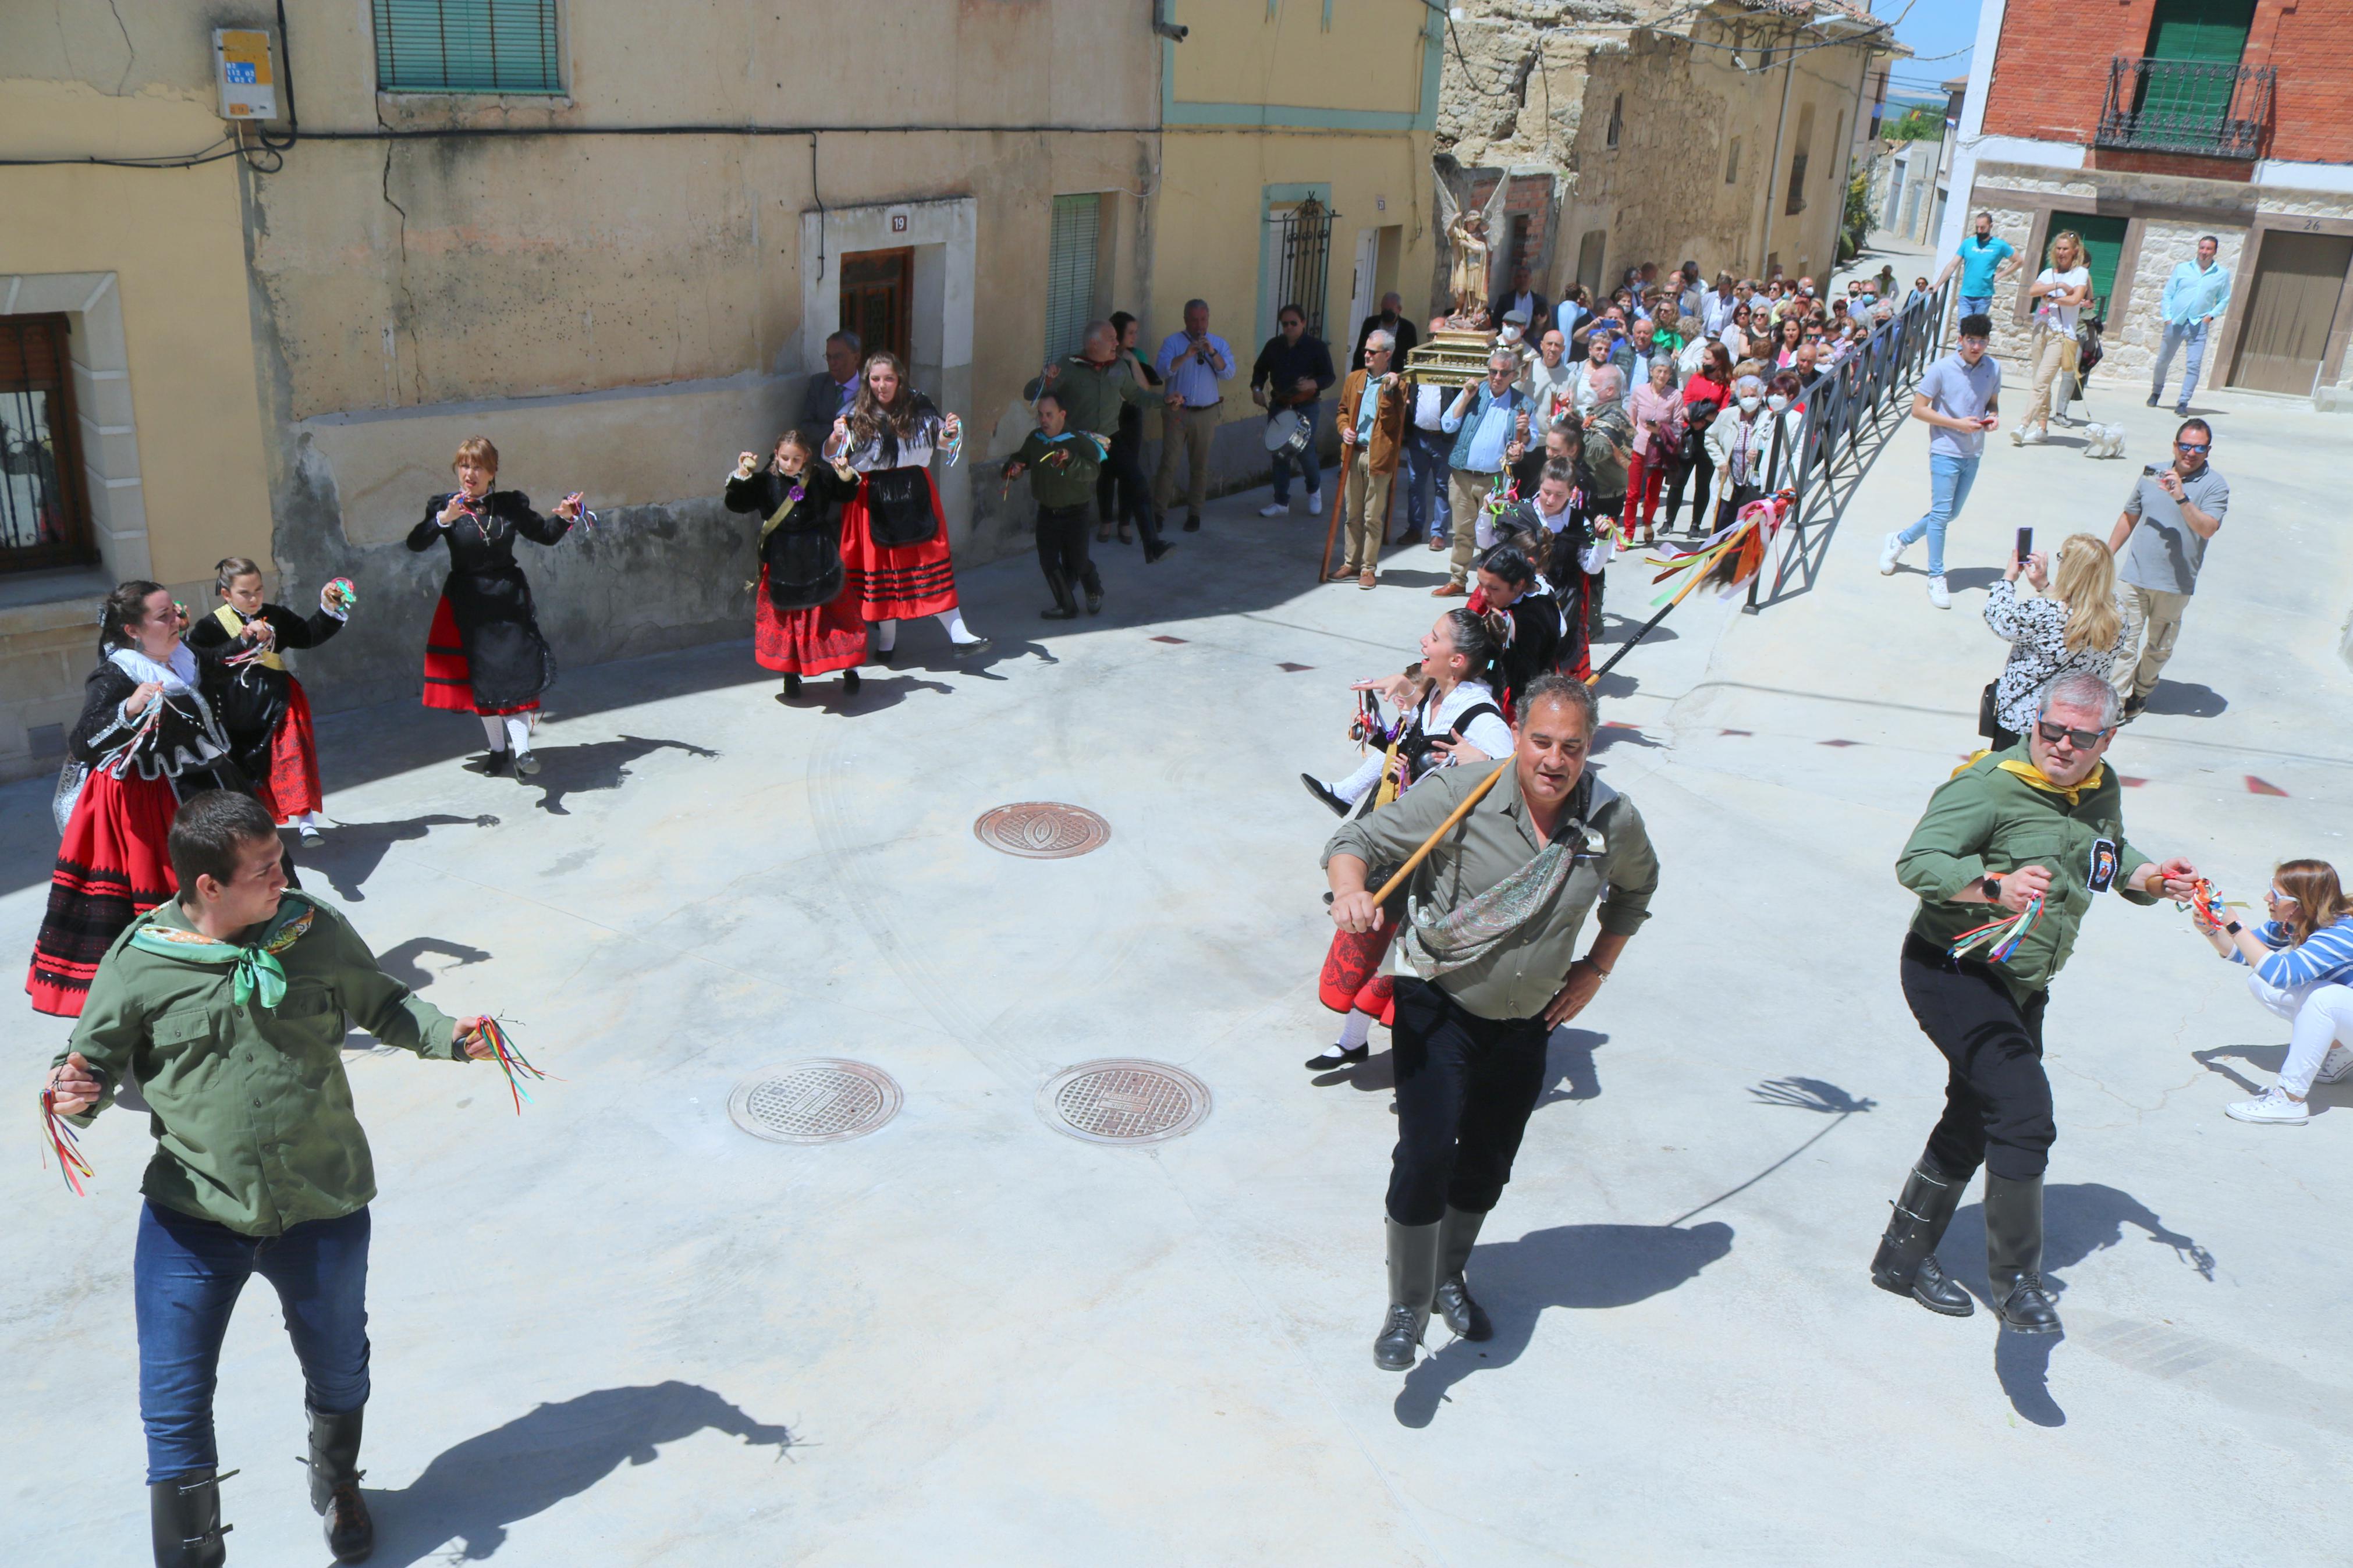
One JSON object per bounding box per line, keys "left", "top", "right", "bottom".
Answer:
{"left": 1627, "top": 383, "right": 1679, "bottom": 455}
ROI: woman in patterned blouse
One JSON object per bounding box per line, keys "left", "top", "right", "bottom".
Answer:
{"left": 1982, "top": 532, "right": 2139, "bottom": 746}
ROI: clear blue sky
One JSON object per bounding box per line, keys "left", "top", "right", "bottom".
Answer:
{"left": 1872, "top": 0, "right": 1981, "bottom": 99}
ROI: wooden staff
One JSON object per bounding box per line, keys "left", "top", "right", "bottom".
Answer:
{"left": 1315, "top": 449, "right": 1348, "bottom": 581}
{"left": 1326, "top": 762, "right": 1510, "bottom": 910}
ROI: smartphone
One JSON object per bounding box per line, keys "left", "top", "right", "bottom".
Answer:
{"left": 2016, "top": 526, "right": 2033, "bottom": 561}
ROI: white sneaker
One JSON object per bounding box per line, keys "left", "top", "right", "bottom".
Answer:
{"left": 2225, "top": 1086, "right": 2310, "bottom": 1125}
{"left": 1926, "top": 575, "right": 1950, "bottom": 610}
{"left": 2021, "top": 427, "right": 2047, "bottom": 446}
{"left": 1258, "top": 502, "right": 1290, "bottom": 517}
{"left": 2317, "top": 1043, "right": 2353, "bottom": 1086}
{"left": 1878, "top": 531, "right": 1907, "bottom": 575}
{"left": 2009, "top": 426, "right": 2024, "bottom": 447}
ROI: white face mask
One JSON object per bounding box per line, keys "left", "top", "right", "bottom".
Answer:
{"left": 1738, "top": 395, "right": 1762, "bottom": 413}
{"left": 1766, "top": 394, "right": 1790, "bottom": 413}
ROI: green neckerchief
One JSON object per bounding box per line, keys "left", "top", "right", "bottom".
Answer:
{"left": 127, "top": 891, "right": 320, "bottom": 1009}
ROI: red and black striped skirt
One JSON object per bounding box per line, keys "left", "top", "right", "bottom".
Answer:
{"left": 27, "top": 769, "right": 179, "bottom": 1017}
{"left": 253, "top": 677, "right": 323, "bottom": 823}
{"left": 839, "top": 471, "right": 958, "bottom": 621}
{"left": 421, "top": 596, "right": 540, "bottom": 717}
{"left": 755, "top": 567, "right": 867, "bottom": 675}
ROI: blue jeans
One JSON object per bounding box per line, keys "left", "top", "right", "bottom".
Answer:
{"left": 1958, "top": 294, "right": 1992, "bottom": 322}
{"left": 2152, "top": 319, "right": 2208, "bottom": 406}
{"left": 1269, "top": 400, "right": 1322, "bottom": 503}
{"left": 136, "top": 1201, "right": 372, "bottom": 1483}
{"left": 1897, "top": 451, "right": 1980, "bottom": 577}
{"left": 1401, "top": 426, "right": 1449, "bottom": 539}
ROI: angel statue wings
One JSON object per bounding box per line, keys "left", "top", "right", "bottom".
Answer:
{"left": 1436, "top": 174, "right": 1511, "bottom": 327}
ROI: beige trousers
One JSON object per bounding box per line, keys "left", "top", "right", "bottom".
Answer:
{"left": 1154, "top": 404, "right": 1221, "bottom": 517}
{"left": 1446, "top": 468, "right": 1494, "bottom": 586}
{"left": 1339, "top": 451, "right": 1393, "bottom": 573}
{"left": 2114, "top": 583, "right": 2192, "bottom": 702}
{"left": 2021, "top": 326, "right": 2070, "bottom": 432}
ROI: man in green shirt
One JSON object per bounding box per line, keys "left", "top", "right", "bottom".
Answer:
{"left": 42, "top": 790, "right": 496, "bottom": 1567}
{"left": 1871, "top": 673, "right": 2195, "bottom": 1337}
{"left": 1026, "top": 321, "right": 1173, "bottom": 562}
{"left": 1325, "top": 674, "right": 1658, "bottom": 1370}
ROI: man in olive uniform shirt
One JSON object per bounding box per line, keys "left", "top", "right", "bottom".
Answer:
{"left": 1872, "top": 673, "right": 2196, "bottom": 1336}
{"left": 43, "top": 791, "right": 496, "bottom": 1567}
{"left": 1325, "top": 675, "right": 1658, "bottom": 1370}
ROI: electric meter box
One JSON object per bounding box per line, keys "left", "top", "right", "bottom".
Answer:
{"left": 213, "top": 29, "right": 276, "bottom": 120}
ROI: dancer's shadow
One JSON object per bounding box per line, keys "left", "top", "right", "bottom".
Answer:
{"left": 303, "top": 814, "right": 499, "bottom": 902}
{"left": 524, "top": 735, "right": 719, "bottom": 817}
{"left": 375, "top": 936, "right": 494, "bottom": 993}
{"left": 800, "top": 673, "right": 954, "bottom": 714}
{"left": 1592, "top": 723, "right": 1666, "bottom": 756}
{"left": 2139, "top": 679, "right": 2227, "bottom": 719}
{"left": 1941, "top": 1182, "right": 2217, "bottom": 1428}
{"left": 1395, "top": 1221, "right": 1735, "bottom": 1427}
{"left": 361, "top": 1381, "right": 795, "bottom": 1564}
{"left": 1592, "top": 613, "right": 1679, "bottom": 648}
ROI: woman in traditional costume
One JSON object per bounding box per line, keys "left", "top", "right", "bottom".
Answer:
{"left": 406, "top": 436, "right": 582, "bottom": 776}
{"left": 726, "top": 428, "right": 864, "bottom": 699}
{"left": 826, "top": 351, "right": 988, "bottom": 662}
{"left": 28, "top": 582, "right": 242, "bottom": 1016}
{"left": 186, "top": 556, "right": 350, "bottom": 845}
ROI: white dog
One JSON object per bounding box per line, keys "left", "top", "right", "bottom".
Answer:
{"left": 2082, "top": 422, "right": 2127, "bottom": 458}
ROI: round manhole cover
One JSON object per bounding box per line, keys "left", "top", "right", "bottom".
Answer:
{"left": 727, "top": 1059, "right": 902, "bottom": 1144}
{"left": 1038, "top": 1059, "right": 1210, "bottom": 1146}
{"left": 974, "top": 802, "right": 1111, "bottom": 859}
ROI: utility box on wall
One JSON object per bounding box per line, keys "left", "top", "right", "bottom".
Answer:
{"left": 212, "top": 29, "right": 276, "bottom": 120}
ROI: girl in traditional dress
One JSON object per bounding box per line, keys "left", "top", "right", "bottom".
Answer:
{"left": 186, "top": 557, "right": 349, "bottom": 845}
{"left": 726, "top": 428, "right": 864, "bottom": 699}
{"left": 826, "top": 351, "right": 988, "bottom": 662}
{"left": 28, "top": 582, "right": 242, "bottom": 1016}
{"left": 406, "top": 436, "right": 582, "bottom": 777}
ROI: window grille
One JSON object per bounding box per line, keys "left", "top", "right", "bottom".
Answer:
{"left": 1044, "top": 194, "right": 1101, "bottom": 362}
{"left": 374, "top": 0, "right": 563, "bottom": 94}
{"left": 0, "top": 315, "right": 94, "bottom": 574}
{"left": 1269, "top": 197, "right": 1337, "bottom": 338}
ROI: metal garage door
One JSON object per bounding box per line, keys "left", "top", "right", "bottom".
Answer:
{"left": 2228, "top": 232, "right": 2353, "bottom": 396}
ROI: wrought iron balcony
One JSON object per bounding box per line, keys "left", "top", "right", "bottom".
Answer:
{"left": 2096, "top": 56, "right": 2274, "bottom": 159}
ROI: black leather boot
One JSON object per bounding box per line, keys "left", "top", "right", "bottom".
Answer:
{"left": 151, "top": 1469, "right": 232, "bottom": 1568}
{"left": 1039, "top": 569, "right": 1078, "bottom": 620}
{"left": 306, "top": 1405, "right": 374, "bottom": 1562}
{"left": 780, "top": 672, "right": 801, "bottom": 699}
{"left": 1870, "top": 1161, "right": 1975, "bottom": 1317}
{"left": 1985, "top": 1173, "right": 2062, "bottom": 1334}
{"left": 1374, "top": 1217, "right": 1440, "bottom": 1371}
{"left": 1080, "top": 564, "right": 1105, "bottom": 616}
{"left": 1432, "top": 1206, "right": 1493, "bottom": 1341}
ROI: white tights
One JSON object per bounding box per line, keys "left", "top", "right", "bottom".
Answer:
{"left": 1335, "top": 1008, "right": 1374, "bottom": 1053}
{"left": 870, "top": 610, "right": 981, "bottom": 651}
{"left": 480, "top": 713, "right": 535, "bottom": 755}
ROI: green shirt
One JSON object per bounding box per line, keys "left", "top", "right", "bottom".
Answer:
{"left": 1006, "top": 430, "right": 1105, "bottom": 510}
{"left": 1021, "top": 354, "right": 1156, "bottom": 438}
{"left": 1322, "top": 762, "right": 1659, "bottom": 1021}
{"left": 1896, "top": 746, "right": 2157, "bottom": 999}
{"left": 56, "top": 892, "right": 466, "bottom": 1236}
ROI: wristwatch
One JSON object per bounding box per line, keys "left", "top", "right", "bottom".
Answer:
{"left": 2224, "top": 920, "right": 2244, "bottom": 936}
{"left": 1979, "top": 874, "right": 2003, "bottom": 901}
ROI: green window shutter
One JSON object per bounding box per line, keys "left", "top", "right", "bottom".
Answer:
{"left": 2043, "top": 212, "right": 2132, "bottom": 324}
{"left": 374, "top": 0, "right": 565, "bottom": 94}
{"left": 2147, "top": 0, "right": 2255, "bottom": 63}
{"left": 1044, "top": 195, "right": 1101, "bottom": 364}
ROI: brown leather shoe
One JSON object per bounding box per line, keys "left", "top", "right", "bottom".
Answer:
{"left": 1358, "top": 568, "right": 1378, "bottom": 590}
{"left": 1425, "top": 536, "right": 1445, "bottom": 552}
{"left": 1328, "top": 566, "right": 1359, "bottom": 582}
{"left": 1431, "top": 579, "right": 1465, "bottom": 598}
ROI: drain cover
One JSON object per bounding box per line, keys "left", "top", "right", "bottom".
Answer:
{"left": 973, "top": 802, "right": 1111, "bottom": 859}
{"left": 727, "top": 1059, "right": 902, "bottom": 1144}
{"left": 1038, "top": 1059, "right": 1210, "bottom": 1145}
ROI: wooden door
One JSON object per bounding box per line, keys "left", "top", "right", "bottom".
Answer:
{"left": 0, "top": 314, "right": 93, "bottom": 572}
{"left": 839, "top": 247, "right": 913, "bottom": 366}
{"left": 2228, "top": 233, "right": 2353, "bottom": 396}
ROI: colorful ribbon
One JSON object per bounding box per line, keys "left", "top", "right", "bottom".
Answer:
{"left": 1949, "top": 897, "right": 2045, "bottom": 965}
{"left": 941, "top": 424, "right": 966, "bottom": 467}
{"left": 41, "top": 1085, "right": 94, "bottom": 1196}
{"left": 473, "top": 1018, "right": 551, "bottom": 1115}
{"left": 323, "top": 578, "right": 358, "bottom": 613}
{"left": 562, "top": 492, "right": 598, "bottom": 532}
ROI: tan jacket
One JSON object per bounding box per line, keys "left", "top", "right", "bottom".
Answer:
{"left": 1336, "top": 368, "right": 1408, "bottom": 475}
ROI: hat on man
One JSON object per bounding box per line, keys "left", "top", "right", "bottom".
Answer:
{"left": 1502, "top": 307, "right": 1531, "bottom": 327}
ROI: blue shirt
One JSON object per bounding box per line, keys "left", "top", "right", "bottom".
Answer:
{"left": 1154, "top": 330, "right": 1238, "bottom": 408}
{"left": 2161, "top": 259, "right": 2233, "bottom": 326}
{"left": 1956, "top": 235, "right": 2016, "bottom": 297}
{"left": 1354, "top": 381, "right": 1382, "bottom": 445}
{"left": 1440, "top": 382, "right": 1524, "bottom": 472}
{"left": 2234, "top": 916, "right": 2353, "bottom": 990}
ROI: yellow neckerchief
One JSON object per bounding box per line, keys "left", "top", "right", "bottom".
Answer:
{"left": 213, "top": 604, "right": 285, "bottom": 671}
{"left": 1993, "top": 752, "right": 2104, "bottom": 807}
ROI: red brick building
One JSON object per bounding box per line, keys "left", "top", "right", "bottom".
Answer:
{"left": 1942, "top": 0, "right": 2353, "bottom": 399}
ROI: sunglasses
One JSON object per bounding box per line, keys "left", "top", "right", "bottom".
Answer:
{"left": 2175, "top": 441, "right": 2209, "bottom": 454}
{"left": 2035, "top": 719, "right": 2109, "bottom": 749}
{"left": 2265, "top": 886, "right": 2297, "bottom": 905}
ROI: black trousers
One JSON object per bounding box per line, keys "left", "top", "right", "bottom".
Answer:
{"left": 1386, "top": 977, "right": 1552, "bottom": 1226}
{"left": 1899, "top": 934, "right": 2055, "bottom": 1182}
{"left": 1665, "top": 448, "right": 1712, "bottom": 530}
{"left": 1713, "top": 481, "right": 1763, "bottom": 538}
{"left": 1035, "top": 502, "right": 1098, "bottom": 589}
{"left": 1094, "top": 418, "right": 1163, "bottom": 548}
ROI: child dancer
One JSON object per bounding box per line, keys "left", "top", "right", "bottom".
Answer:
{"left": 726, "top": 429, "right": 865, "bottom": 698}
{"left": 1001, "top": 389, "right": 1108, "bottom": 620}
{"left": 826, "top": 352, "right": 987, "bottom": 662}
{"left": 406, "top": 436, "right": 581, "bottom": 777}
{"left": 186, "top": 557, "right": 350, "bottom": 846}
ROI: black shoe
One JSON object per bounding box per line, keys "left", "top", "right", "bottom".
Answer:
{"left": 1375, "top": 1218, "right": 1440, "bottom": 1371}
{"left": 842, "top": 667, "right": 860, "bottom": 695}
{"left": 1373, "top": 1303, "right": 1423, "bottom": 1371}
{"left": 2174, "top": 404, "right": 2189, "bottom": 417}
{"left": 2121, "top": 693, "right": 2147, "bottom": 720}
{"left": 1040, "top": 568, "right": 1078, "bottom": 620}
{"left": 782, "top": 672, "right": 803, "bottom": 698}
{"left": 1304, "top": 1043, "right": 1369, "bottom": 1070}
{"left": 1986, "top": 1172, "right": 2064, "bottom": 1335}
{"left": 1869, "top": 1162, "right": 1975, "bottom": 1317}
{"left": 1144, "top": 539, "right": 1175, "bottom": 564}
{"left": 307, "top": 1404, "right": 374, "bottom": 1562}
{"left": 1300, "top": 773, "right": 1348, "bottom": 817}
{"left": 1083, "top": 571, "right": 1104, "bottom": 616}
{"left": 513, "top": 751, "right": 540, "bottom": 778}
{"left": 151, "top": 1469, "right": 232, "bottom": 1568}
{"left": 951, "top": 635, "right": 992, "bottom": 655}
{"left": 472, "top": 751, "right": 509, "bottom": 777}
{"left": 1182, "top": 513, "right": 1201, "bottom": 532}
{"left": 873, "top": 642, "right": 899, "bottom": 667}
{"left": 1433, "top": 1206, "right": 1493, "bottom": 1341}
{"left": 2145, "top": 392, "right": 2160, "bottom": 407}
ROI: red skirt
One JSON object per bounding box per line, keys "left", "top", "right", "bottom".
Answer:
{"left": 421, "top": 596, "right": 540, "bottom": 717}
{"left": 27, "top": 769, "right": 179, "bottom": 1017}
{"left": 1319, "top": 921, "right": 1400, "bottom": 1027}
{"left": 756, "top": 566, "right": 867, "bottom": 675}
{"left": 253, "top": 677, "right": 323, "bottom": 823}
{"left": 840, "top": 471, "right": 958, "bottom": 620}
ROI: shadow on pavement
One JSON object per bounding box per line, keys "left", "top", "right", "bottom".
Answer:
{"left": 303, "top": 814, "right": 501, "bottom": 902}
{"left": 360, "top": 1381, "right": 795, "bottom": 1565}
{"left": 375, "top": 935, "right": 494, "bottom": 993}
{"left": 1394, "top": 1221, "right": 1736, "bottom": 1427}
{"left": 522, "top": 735, "right": 720, "bottom": 817}
{"left": 2140, "top": 679, "right": 2227, "bottom": 719}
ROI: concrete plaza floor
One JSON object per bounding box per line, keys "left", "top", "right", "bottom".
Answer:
{"left": 6, "top": 376, "right": 2350, "bottom": 1565}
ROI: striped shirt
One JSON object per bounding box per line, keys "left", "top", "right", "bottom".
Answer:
{"left": 2233, "top": 915, "right": 2353, "bottom": 989}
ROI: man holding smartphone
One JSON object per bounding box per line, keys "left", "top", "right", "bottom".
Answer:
{"left": 2107, "top": 418, "right": 2229, "bottom": 719}
{"left": 1880, "top": 312, "right": 2002, "bottom": 609}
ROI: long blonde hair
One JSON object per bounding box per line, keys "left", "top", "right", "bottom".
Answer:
{"left": 2274, "top": 860, "right": 2352, "bottom": 947}
{"left": 2048, "top": 229, "right": 2084, "bottom": 271}
{"left": 2052, "top": 532, "right": 2121, "bottom": 655}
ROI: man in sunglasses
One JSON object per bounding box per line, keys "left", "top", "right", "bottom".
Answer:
{"left": 1871, "top": 671, "right": 2199, "bottom": 1338}
{"left": 2107, "top": 418, "right": 2229, "bottom": 720}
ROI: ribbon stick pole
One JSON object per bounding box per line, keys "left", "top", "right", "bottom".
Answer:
{"left": 1316, "top": 457, "right": 1347, "bottom": 582}
{"left": 1363, "top": 762, "right": 1509, "bottom": 907}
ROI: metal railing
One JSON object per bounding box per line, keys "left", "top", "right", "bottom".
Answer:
{"left": 1270, "top": 198, "right": 1337, "bottom": 339}
{"left": 2096, "top": 56, "right": 2273, "bottom": 159}
{"left": 1742, "top": 276, "right": 1953, "bottom": 611}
